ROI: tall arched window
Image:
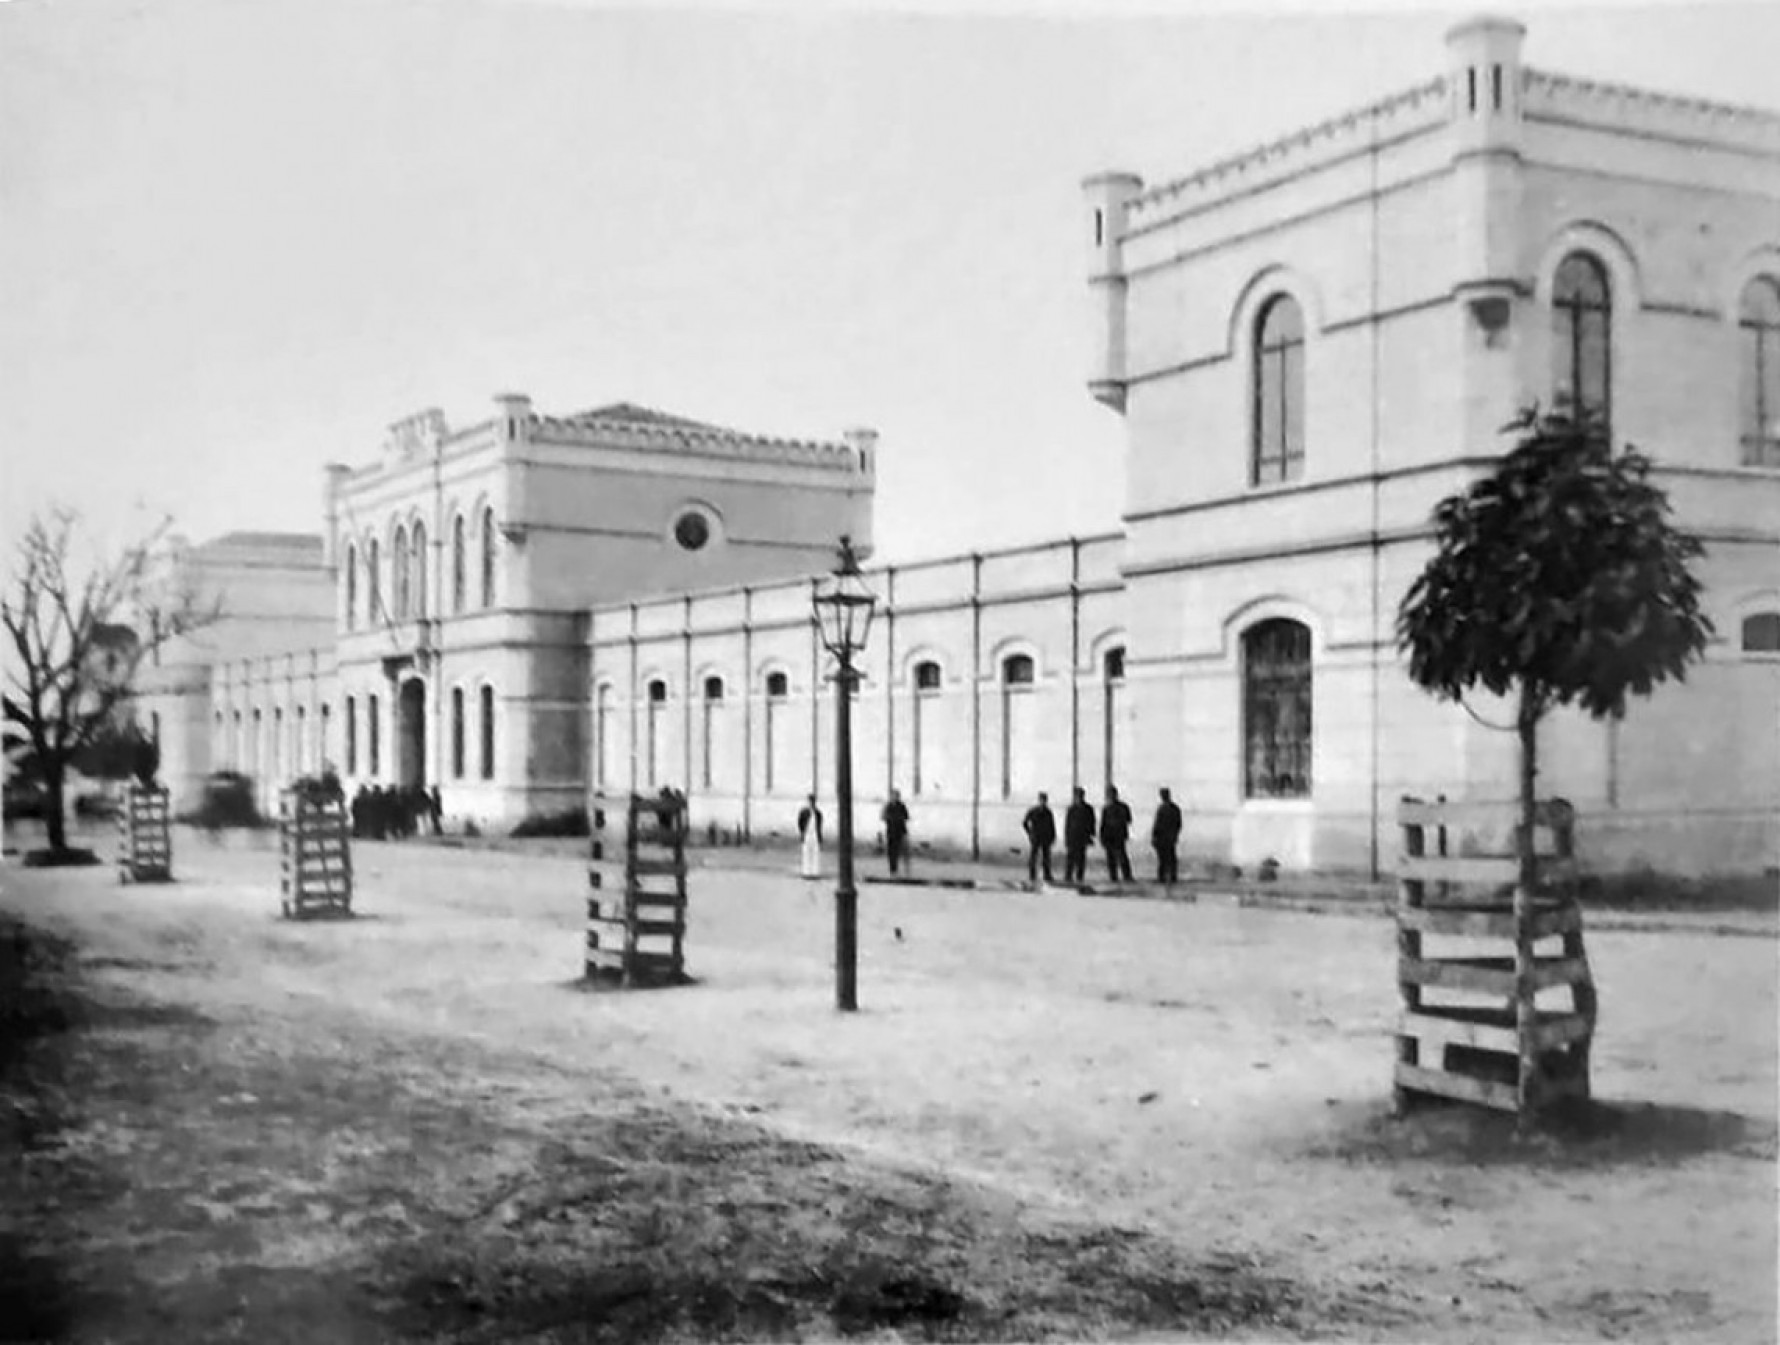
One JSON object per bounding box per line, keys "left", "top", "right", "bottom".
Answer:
{"left": 479, "top": 685, "right": 496, "bottom": 780}
{"left": 912, "top": 660, "right": 941, "bottom": 795}
{"left": 645, "top": 679, "right": 667, "bottom": 789}
{"left": 344, "top": 544, "right": 358, "bottom": 631}
{"left": 295, "top": 705, "right": 307, "bottom": 775}
{"left": 392, "top": 526, "right": 410, "bottom": 621}
{"left": 344, "top": 696, "right": 357, "bottom": 775}
{"left": 1102, "top": 646, "right": 1126, "bottom": 788}
{"left": 319, "top": 703, "right": 331, "bottom": 768}
{"left": 1552, "top": 252, "right": 1612, "bottom": 435}
{"left": 764, "top": 671, "right": 789, "bottom": 793}
{"left": 1242, "top": 619, "right": 1312, "bottom": 798}
{"left": 480, "top": 507, "right": 497, "bottom": 609}
{"left": 451, "top": 687, "right": 466, "bottom": 778}
{"left": 1740, "top": 276, "right": 1780, "bottom": 467}
{"left": 368, "top": 694, "right": 381, "bottom": 776}
{"left": 701, "top": 676, "right": 725, "bottom": 790}
{"left": 452, "top": 514, "right": 467, "bottom": 613}
{"left": 1252, "top": 295, "right": 1306, "bottom": 486}
{"left": 412, "top": 521, "right": 428, "bottom": 618}
{"left": 366, "top": 539, "right": 381, "bottom": 626}
{"left": 1000, "top": 654, "right": 1036, "bottom": 800}
{"left": 272, "top": 707, "right": 284, "bottom": 781}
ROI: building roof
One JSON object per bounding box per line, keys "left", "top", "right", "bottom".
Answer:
{"left": 196, "top": 531, "right": 325, "bottom": 556}
{"left": 533, "top": 400, "right": 868, "bottom": 471}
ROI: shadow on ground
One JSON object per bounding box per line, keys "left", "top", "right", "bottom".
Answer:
{"left": 1311, "top": 1096, "right": 1778, "bottom": 1170}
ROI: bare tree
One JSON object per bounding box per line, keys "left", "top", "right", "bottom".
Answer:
{"left": 3, "top": 508, "right": 220, "bottom": 857}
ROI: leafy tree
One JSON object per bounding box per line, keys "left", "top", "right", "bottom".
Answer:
{"left": 1397, "top": 408, "right": 1713, "bottom": 890}
{"left": 3, "top": 508, "right": 218, "bottom": 856}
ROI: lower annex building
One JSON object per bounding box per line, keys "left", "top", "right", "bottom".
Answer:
{"left": 144, "top": 16, "right": 1779, "bottom": 878}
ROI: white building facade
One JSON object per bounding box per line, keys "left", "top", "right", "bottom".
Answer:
{"left": 590, "top": 17, "right": 1779, "bottom": 878}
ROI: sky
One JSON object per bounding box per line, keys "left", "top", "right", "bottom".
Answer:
{"left": 2, "top": 0, "right": 1777, "bottom": 567}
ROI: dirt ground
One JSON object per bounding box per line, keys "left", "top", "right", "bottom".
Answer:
{"left": 2, "top": 827, "right": 1774, "bottom": 1343}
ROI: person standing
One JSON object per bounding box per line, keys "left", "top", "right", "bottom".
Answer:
{"left": 881, "top": 788, "right": 910, "bottom": 876}
{"left": 427, "top": 784, "right": 443, "bottom": 836}
{"left": 1099, "top": 785, "right": 1134, "bottom": 884}
{"left": 1022, "top": 791, "right": 1056, "bottom": 884}
{"left": 1151, "top": 786, "right": 1183, "bottom": 885}
{"left": 797, "top": 794, "right": 824, "bottom": 880}
{"left": 1063, "top": 787, "right": 1096, "bottom": 885}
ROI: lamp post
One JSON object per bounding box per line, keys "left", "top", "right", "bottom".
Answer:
{"left": 812, "top": 535, "right": 876, "bottom": 1012}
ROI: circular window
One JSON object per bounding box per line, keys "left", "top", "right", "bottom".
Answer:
{"left": 673, "top": 511, "right": 711, "bottom": 551}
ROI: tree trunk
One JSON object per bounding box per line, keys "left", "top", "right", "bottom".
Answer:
{"left": 44, "top": 762, "right": 68, "bottom": 854}
{"left": 1516, "top": 684, "right": 1540, "bottom": 894}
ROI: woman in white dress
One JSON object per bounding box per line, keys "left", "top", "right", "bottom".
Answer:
{"left": 797, "top": 795, "right": 823, "bottom": 879}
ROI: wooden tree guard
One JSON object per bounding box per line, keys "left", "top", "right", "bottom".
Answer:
{"left": 585, "top": 793, "right": 688, "bottom": 987}
{"left": 117, "top": 784, "right": 173, "bottom": 883}
{"left": 1394, "top": 796, "right": 1597, "bottom": 1120}
{"left": 279, "top": 790, "right": 353, "bottom": 919}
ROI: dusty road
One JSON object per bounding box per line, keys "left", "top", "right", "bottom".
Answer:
{"left": 3, "top": 829, "right": 1774, "bottom": 1341}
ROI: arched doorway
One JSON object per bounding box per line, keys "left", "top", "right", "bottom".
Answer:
{"left": 397, "top": 678, "right": 427, "bottom": 788}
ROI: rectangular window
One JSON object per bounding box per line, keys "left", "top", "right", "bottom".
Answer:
{"left": 479, "top": 686, "right": 495, "bottom": 781}
{"left": 451, "top": 687, "right": 465, "bottom": 779}
{"left": 368, "top": 695, "right": 381, "bottom": 777}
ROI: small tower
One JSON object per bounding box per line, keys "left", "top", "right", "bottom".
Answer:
{"left": 1446, "top": 16, "right": 1527, "bottom": 328}
{"left": 494, "top": 391, "right": 533, "bottom": 447}
{"left": 322, "top": 463, "right": 352, "bottom": 569}
{"left": 1082, "top": 171, "right": 1144, "bottom": 414}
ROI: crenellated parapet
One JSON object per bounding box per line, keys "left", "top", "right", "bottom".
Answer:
{"left": 531, "top": 404, "right": 873, "bottom": 475}
{"left": 1125, "top": 76, "right": 1449, "bottom": 234}
{"left": 1522, "top": 67, "right": 1780, "bottom": 159}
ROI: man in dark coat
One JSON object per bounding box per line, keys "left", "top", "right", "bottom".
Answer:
{"left": 427, "top": 784, "right": 443, "bottom": 836}
{"left": 1022, "top": 791, "right": 1056, "bottom": 884}
{"left": 881, "top": 789, "right": 910, "bottom": 875}
{"left": 1151, "top": 786, "right": 1183, "bottom": 885}
{"left": 1099, "top": 785, "right": 1134, "bottom": 884}
{"left": 1063, "top": 787, "right": 1096, "bottom": 885}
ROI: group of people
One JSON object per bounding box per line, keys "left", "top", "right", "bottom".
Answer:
{"left": 1022, "top": 785, "right": 1182, "bottom": 886}
{"left": 794, "top": 784, "right": 1185, "bottom": 887}
{"left": 349, "top": 782, "right": 442, "bottom": 840}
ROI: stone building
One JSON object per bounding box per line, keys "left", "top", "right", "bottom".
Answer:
{"left": 143, "top": 397, "right": 874, "bottom": 821}
{"left": 139, "top": 15, "right": 1776, "bottom": 877}
{"left": 591, "top": 16, "right": 1779, "bottom": 876}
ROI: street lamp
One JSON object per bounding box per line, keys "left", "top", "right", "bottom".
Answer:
{"left": 812, "top": 534, "right": 877, "bottom": 1012}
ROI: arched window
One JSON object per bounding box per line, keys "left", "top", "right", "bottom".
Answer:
{"left": 1740, "top": 277, "right": 1780, "bottom": 467}
{"left": 1243, "top": 619, "right": 1312, "bottom": 798}
{"left": 295, "top": 705, "right": 307, "bottom": 775}
{"left": 1742, "top": 611, "right": 1780, "bottom": 654}
{"left": 250, "top": 708, "right": 262, "bottom": 776}
{"left": 1102, "top": 646, "right": 1126, "bottom": 788}
{"left": 911, "top": 660, "right": 941, "bottom": 795}
{"left": 701, "top": 676, "right": 725, "bottom": 789}
{"left": 452, "top": 514, "right": 467, "bottom": 613}
{"left": 366, "top": 539, "right": 381, "bottom": 626}
{"left": 1000, "top": 654, "right": 1036, "bottom": 799}
{"left": 344, "top": 696, "right": 357, "bottom": 775}
{"left": 319, "top": 703, "right": 331, "bottom": 768}
{"left": 451, "top": 687, "right": 466, "bottom": 778}
{"left": 1552, "top": 252, "right": 1612, "bottom": 435}
{"left": 480, "top": 507, "right": 497, "bottom": 609}
{"left": 273, "top": 707, "right": 284, "bottom": 781}
{"left": 344, "top": 544, "right": 358, "bottom": 631}
{"left": 368, "top": 694, "right": 381, "bottom": 777}
{"left": 392, "top": 525, "right": 410, "bottom": 621}
{"left": 479, "top": 685, "right": 496, "bottom": 780}
{"left": 645, "top": 679, "right": 667, "bottom": 789}
{"left": 764, "top": 671, "right": 789, "bottom": 793}
{"left": 411, "top": 521, "right": 427, "bottom": 617}
{"left": 1252, "top": 295, "right": 1306, "bottom": 486}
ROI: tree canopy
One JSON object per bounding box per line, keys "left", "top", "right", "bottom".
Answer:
{"left": 1398, "top": 408, "right": 1713, "bottom": 725}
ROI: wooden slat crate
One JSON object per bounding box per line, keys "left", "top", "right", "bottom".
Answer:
{"left": 584, "top": 792, "right": 689, "bottom": 987}
{"left": 117, "top": 784, "right": 173, "bottom": 884}
{"left": 1394, "top": 795, "right": 1596, "bottom": 1121}
{"left": 279, "top": 790, "right": 353, "bottom": 920}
